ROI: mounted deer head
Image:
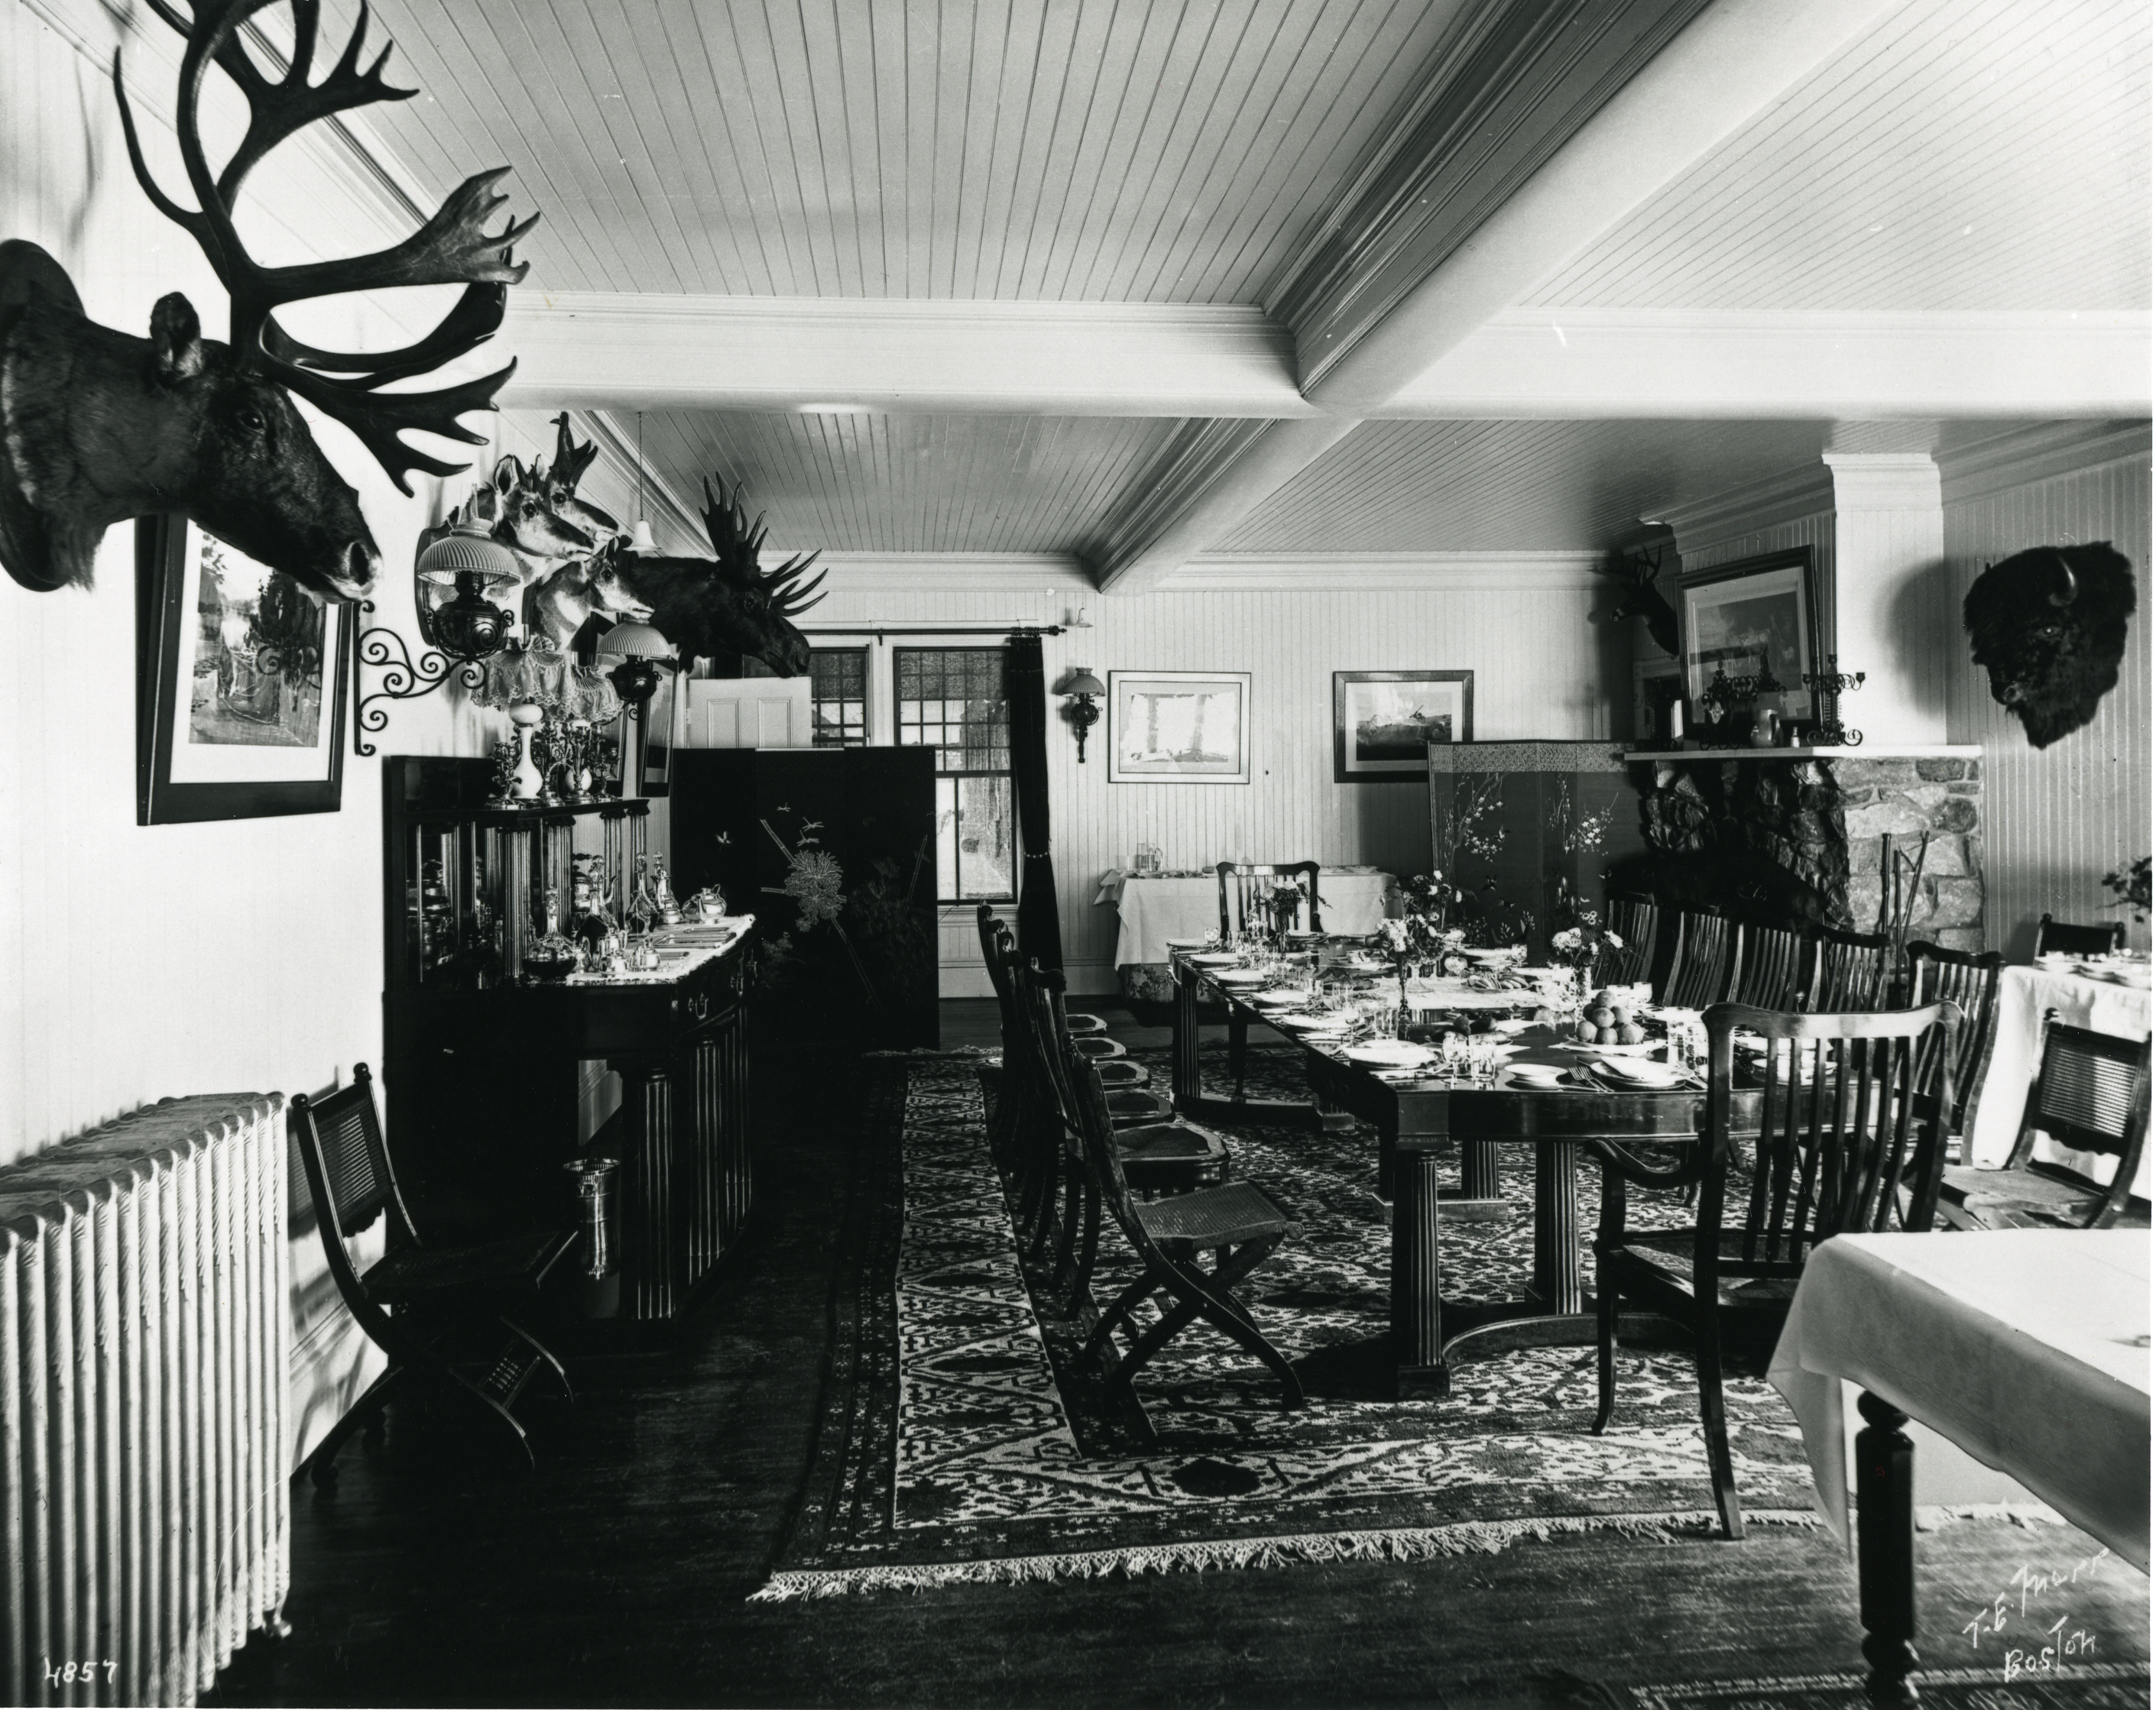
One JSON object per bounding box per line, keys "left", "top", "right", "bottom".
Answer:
{"left": 0, "top": 0, "right": 537, "bottom": 601}
{"left": 1595, "top": 546, "right": 1680, "bottom": 657}
{"left": 489, "top": 455, "right": 594, "bottom": 586}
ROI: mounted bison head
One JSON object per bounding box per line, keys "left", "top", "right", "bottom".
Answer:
{"left": 1963, "top": 542, "right": 2137, "bottom": 749}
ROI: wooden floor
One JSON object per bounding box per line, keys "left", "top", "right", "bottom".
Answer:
{"left": 208, "top": 1002, "right": 2149, "bottom": 1709}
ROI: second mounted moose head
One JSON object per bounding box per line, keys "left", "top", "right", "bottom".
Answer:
{"left": 0, "top": 0, "right": 537, "bottom": 602}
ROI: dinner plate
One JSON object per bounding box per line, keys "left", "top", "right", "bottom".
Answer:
{"left": 1272, "top": 1012, "right": 1346, "bottom": 1031}
{"left": 1187, "top": 953, "right": 1242, "bottom": 967}
{"left": 1285, "top": 928, "right": 1326, "bottom": 942}
{"left": 1214, "top": 969, "right": 1269, "bottom": 986}
{"left": 1592, "top": 1058, "right": 1689, "bottom": 1088}
{"left": 1250, "top": 990, "right": 1308, "bottom": 1007}
{"left": 1164, "top": 936, "right": 1212, "bottom": 949}
{"left": 1505, "top": 1064, "right": 1569, "bottom": 1087}
{"left": 1344, "top": 1041, "right": 1433, "bottom": 1068}
{"left": 1464, "top": 947, "right": 1525, "bottom": 966}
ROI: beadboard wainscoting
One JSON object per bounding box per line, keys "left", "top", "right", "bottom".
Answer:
{"left": 800, "top": 556, "right": 1627, "bottom": 996}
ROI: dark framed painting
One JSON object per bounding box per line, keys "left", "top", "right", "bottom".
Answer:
{"left": 1333, "top": 670, "right": 1473, "bottom": 782}
{"left": 136, "top": 515, "right": 351, "bottom": 824}
{"left": 1106, "top": 670, "right": 1251, "bottom": 785}
{"left": 1677, "top": 546, "right": 1820, "bottom": 726}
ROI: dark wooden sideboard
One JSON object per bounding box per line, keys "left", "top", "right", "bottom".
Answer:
{"left": 381, "top": 756, "right": 756, "bottom": 1326}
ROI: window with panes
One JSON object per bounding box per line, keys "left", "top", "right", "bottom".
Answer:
{"left": 895, "top": 648, "right": 1013, "bottom": 902}
{"left": 809, "top": 648, "right": 867, "bottom": 747}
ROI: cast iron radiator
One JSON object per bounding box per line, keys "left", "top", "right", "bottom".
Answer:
{"left": 0, "top": 1093, "right": 290, "bottom": 1705}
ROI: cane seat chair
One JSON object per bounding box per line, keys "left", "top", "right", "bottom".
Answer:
{"left": 2033, "top": 913, "right": 2129, "bottom": 958}
{"left": 1068, "top": 1050, "right": 1304, "bottom": 1410}
{"left": 1590, "top": 1001, "right": 1960, "bottom": 1539}
{"left": 1015, "top": 966, "right": 1230, "bottom": 1310}
{"left": 1599, "top": 895, "right": 1658, "bottom": 986}
{"left": 1935, "top": 1011, "right": 2150, "bottom": 1231}
{"left": 1216, "top": 861, "right": 1322, "bottom": 943}
{"left": 1726, "top": 921, "right": 1808, "bottom": 1010}
{"left": 290, "top": 1064, "right": 575, "bottom": 1482}
{"left": 1660, "top": 908, "right": 1733, "bottom": 1009}
{"left": 1808, "top": 928, "right": 1891, "bottom": 1012}
{"left": 1905, "top": 941, "right": 2005, "bottom": 1142}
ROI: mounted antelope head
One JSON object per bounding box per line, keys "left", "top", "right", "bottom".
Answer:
{"left": 566, "top": 474, "right": 827, "bottom": 675}
{"left": 0, "top": 0, "right": 537, "bottom": 601}
{"left": 1596, "top": 546, "right": 1680, "bottom": 658}
{"left": 488, "top": 455, "right": 595, "bottom": 586}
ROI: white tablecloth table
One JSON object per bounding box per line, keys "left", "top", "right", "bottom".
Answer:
{"left": 1966, "top": 963, "right": 2151, "bottom": 1198}
{"left": 1095, "top": 869, "right": 1396, "bottom": 968}
{"left": 1768, "top": 1229, "right": 2150, "bottom": 1570}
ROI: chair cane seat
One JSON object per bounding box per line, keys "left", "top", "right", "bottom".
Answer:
{"left": 1072, "top": 1035, "right": 1129, "bottom": 1061}
{"left": 365, "top": 1229, "right": 575, "bottom": 1304}
{"left": 1600, "top": 1234, "right": 1804, "bottom": 1310}
{"left": 1136, "top": 1179, "right": 1292, "bottom": 1252}
{"left": 1093, "top": 1058, "right": 1150, "bottom": 1089}
{"left": 1066, "top": 1012, "right": 1109, "bottom": 1036}
{"left": 1103, "top": 1087, "right": 1175, "bottom": 1125}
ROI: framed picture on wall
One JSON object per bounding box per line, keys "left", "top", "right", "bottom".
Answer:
{"left": 1333, "top": 670, "right": 1473, "bottom": 782}
{"left": 136, "top": 515, "right": 351, "bottom": 824}
{"left": 1678, "top": 547, "right": 1820, "bottom": 726}
{"left": 1107, "top": 670, "right": 1251, "bottom": 785}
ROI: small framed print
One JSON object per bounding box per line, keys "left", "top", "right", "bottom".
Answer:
{"left": 1107, "top": 670, "right": 1251, "bottom": 785}
{"left": 136, "top": 515, "right": 351, "bottom": 824}
{"left": 1333, "top": 671, "right": 1473, "bottom": 782}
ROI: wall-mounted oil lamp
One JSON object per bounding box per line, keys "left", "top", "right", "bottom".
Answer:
{"left": 354, "top": 517, "right": 520, "bottom": 756}
{"left": 1058, "top": 666, "right": 1105, "bottom": 762}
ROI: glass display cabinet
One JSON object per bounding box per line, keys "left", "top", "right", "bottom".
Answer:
{"left": 382, "top": 756, "right": 757, "bottom": 1329}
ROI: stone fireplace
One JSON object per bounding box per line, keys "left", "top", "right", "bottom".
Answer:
{"left": 1619, "top": 746, "right": 1985, "bottom": 953}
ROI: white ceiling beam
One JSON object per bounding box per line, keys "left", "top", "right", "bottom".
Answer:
{"left": 497, "top": 294, "right": 1306, "bottom": 419}
{"left": 1383, "top": 310, "right": 2154, "bottom": 419}
{"left": 1094, "top": 0, "right": 1913, "bottom": 591}
{"left": 1302, "top": 0, "right": 1915, "bottom": 412}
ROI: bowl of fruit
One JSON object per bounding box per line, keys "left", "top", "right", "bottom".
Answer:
{"left": 1572, "top": 993, "right": 1650, "bottom": 1051}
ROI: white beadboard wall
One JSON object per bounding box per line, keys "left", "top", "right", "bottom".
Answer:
{"left": 0, "top": 0, "right": 502, "bottom": 1466}
{"left": 1943, "top": 448, "right": 2152, "bottom": 957}
{"left": 807, "top": 568, "right": 1625, "bottom": 994}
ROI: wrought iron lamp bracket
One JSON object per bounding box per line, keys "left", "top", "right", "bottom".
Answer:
{"left": 354, "top": 603, "right": 488, "bottom": 757}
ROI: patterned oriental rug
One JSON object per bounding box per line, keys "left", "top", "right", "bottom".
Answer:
{"left": 754, "top": 1048, "right": 1822, "bottom": 1601}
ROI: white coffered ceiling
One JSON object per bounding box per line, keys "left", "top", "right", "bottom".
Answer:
{"left": 248, "top": 0, "right": 2151, "bottom": 581}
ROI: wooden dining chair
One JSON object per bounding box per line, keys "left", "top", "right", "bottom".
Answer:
{"left": 2033, "top": 912, "right": 2129, "bottom": 957}
{"left": 1599, "top": 895, "right": 1658, "bottom": 986}
{"left": 1726, "top": 921, "right": 1807, "bottom": 1009}
{"left": 1020, "top": 967, "right": 1231, "bottom": 1311}
{"left": 1934, "top": 1010, "right": 2149, "bottom": 1230}
{"left": 1216, "top": 861, "right": 1321, "bottom": 942}
{"left": 1068, "top": 1049, "right": 1304, "bottom": 1411}
{"left": 1905, "top": 940, "right": 2005, "bottom": 1139}
{"left": 1660, "top": 908, "right": 1733, "bottom": 1009}
{"left": 1808, "top": 928, "right": 1891, "bottom": 1012}
{"left": 1590, "top": 1000, "right": 1960, "bottom": 1540}
{"left": 290, "top": 1064, "right": 576, "bottom": 1483}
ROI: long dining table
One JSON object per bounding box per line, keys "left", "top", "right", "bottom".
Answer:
{"left": 1170, "top": 951, "right": 1764, "bottom": 1397}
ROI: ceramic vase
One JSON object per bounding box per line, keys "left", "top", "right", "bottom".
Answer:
{"left": 507, "top": 701, "right": 546, "bottom": 801}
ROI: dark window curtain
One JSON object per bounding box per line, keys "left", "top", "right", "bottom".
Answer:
{"left": 1003, "top": 634, "right": 1065, "bottom": 971}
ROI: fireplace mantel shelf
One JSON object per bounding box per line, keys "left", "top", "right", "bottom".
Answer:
{"left": 1622, "top": 744, "right": 1983, "bottom": 763}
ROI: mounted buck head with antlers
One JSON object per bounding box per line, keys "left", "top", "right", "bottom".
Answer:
{"left": 0, "top": 0, "right": 537, "bottom": 602}
{"left": 1595, "top": 546, "right": 1681, "bottom": 658}
{"left": 572, "top": 476, "right": 827, "bottom": 675}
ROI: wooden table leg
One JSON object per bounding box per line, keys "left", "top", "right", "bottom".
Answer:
{"left": 1392, "top": 1148, "right": 1448, "bottom": 1397}
{"left": 1461, "top": 1139, "right": 1502, "bottom": 1203}
{"left": 1172, "top": 963, "right": 1201, "bottom": 1114}
{"left": 1856, "top": 1389, "right": 1921, "bottom": 1708}
{"left": 1529, "top": 1138, "right": 1583, "bottom": 1314}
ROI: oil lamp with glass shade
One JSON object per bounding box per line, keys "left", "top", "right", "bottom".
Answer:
{"left": 1058, "top": 666, "right": 1106, "bottom": 762}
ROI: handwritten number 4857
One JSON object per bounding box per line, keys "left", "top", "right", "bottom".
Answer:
{"left": 44, "top": 1660, "right": 118, "bottom": 1686}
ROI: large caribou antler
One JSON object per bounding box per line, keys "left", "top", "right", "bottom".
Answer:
{"left": 114, "top": 0, "right": 537, "bottom": 493}
{"left": 701, "top": 476, "right": 827, "bottom": 617}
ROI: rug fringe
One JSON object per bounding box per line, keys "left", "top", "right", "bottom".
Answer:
{"left": 747, "top": 1509, "right": 1826, "bottom": 1602}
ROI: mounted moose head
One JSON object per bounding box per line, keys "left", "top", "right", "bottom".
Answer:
{"left": 0, "top": 0, "right": 537, "bottom": 601}
{"left": 1963, "top": 542, "right": 2137, "bottom": 749}
{"left": 1596, "top": 546, "right": 1681, "bottom": 658}
{"left": 572, "top": 476, "right": 827, "bottom": 675}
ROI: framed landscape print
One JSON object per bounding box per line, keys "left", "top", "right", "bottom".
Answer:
{"left": 1333, "top": 670, "right": 1473, "bottom": 782}
{"left": 1107, "top": 670, "right": 1250, "bottom": 785}
{"left": 136, "top": 515, "right": 351, "bottom": 824}
{"left": 1678, "top": 547, "right": 1820, "bottom": 724}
